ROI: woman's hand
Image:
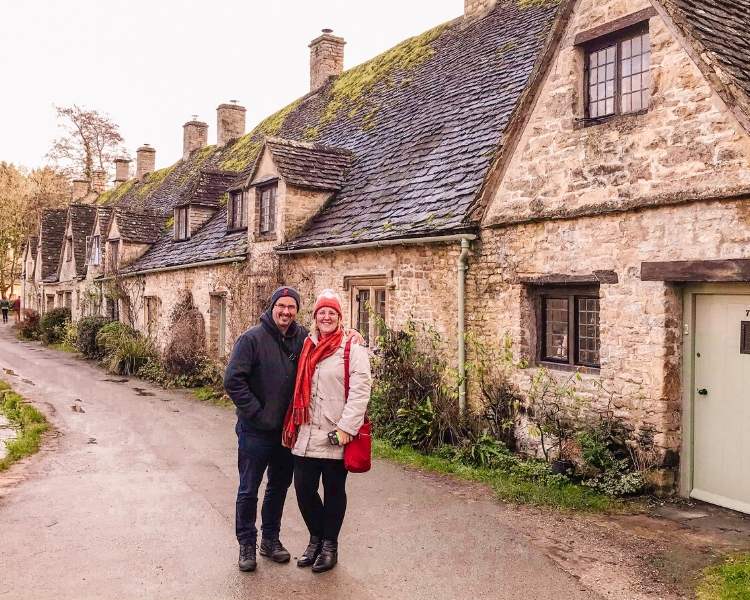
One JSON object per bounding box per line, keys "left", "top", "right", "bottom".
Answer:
{"left": 336, "top": 429, "right": 354, "bottom": 445}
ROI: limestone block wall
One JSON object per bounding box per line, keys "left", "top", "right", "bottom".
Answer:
{"left": 470, "top": 199, "right": 750, "bottom": 468}
{"left": 284, "top": 242, "right": 462, "bottom": 354}
{"left": 484, "top": 0, "right": 750, "bottom": 227}
{"left": 188, "top": 206, "right": 218, "bottom": 236}
{"left": 282, "top": 185, "right": 331, "bottom": 243}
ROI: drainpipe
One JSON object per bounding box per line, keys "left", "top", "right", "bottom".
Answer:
{"left": 457, "top": 237, "right": 471, "bottom": 416}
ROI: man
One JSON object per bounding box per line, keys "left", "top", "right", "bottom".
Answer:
{"left": 0, "top": 297, "right": 9, "bottom": 324}
{"left": 224, "top": 287, "right": 305, "bottom": 572}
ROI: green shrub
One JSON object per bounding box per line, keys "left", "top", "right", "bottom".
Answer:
{"left": 163, "top": 293, "right": 207, "bottom": 376}
{"left": 61, "top": 321, "right": 78, "bottom": 352}
{"left": 450, "top": 433, "right": 511, "bottom": 469}
{"left": 95, "top": 322, "right": 155, "bottom": 376}
{"left": 17, "top": 309, "right": 41, "bottom": 340}
{"left": 76, "top": 317, "right": 112, "bottom": 358}
{"left": 583, "top": 459, "right": 647, "bottom": 496}
{"left": 0, "top": 383, "right": 48, "bottom": 471}
{"left": 138, "top": 357, "right": 173, "bottom": 386}
{"left": 39, "top": 307, "right": 71, "bottom": 345}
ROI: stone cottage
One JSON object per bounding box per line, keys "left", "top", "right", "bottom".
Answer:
{"left": 469, "top": 0, "right": 750, "bottom": 510}
{"left": 21, "top": 0, "right": 750, "bottom": 510}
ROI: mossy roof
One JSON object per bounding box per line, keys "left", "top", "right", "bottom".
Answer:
{"left": 113, "top": 0, "right": 562, "bottom": 270}
{"left": 40, "top": 208, "right": 68, "bottom": 282}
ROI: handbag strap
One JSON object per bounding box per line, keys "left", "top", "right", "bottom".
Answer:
{"left": 343, "top": 337, "right": 352, "bottom": 402}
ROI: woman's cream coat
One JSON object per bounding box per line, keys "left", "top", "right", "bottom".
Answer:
{"left": 291, "top": 332, "right": 372, "bottom": 460}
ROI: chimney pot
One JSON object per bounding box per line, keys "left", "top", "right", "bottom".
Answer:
{"left": 136, "top": 144, "right": 156, "bottom": 180}
{"left": 114, "top": 158, "right": 131, "bottom": 184}
{"left": 183, "top": 119, "right": 209, "bottom": 160}
{"left": 217, "top": 103, "right": 246, "bottom": 147}
{"left": 71, "top": 179, "right": 89, "bottom": 202}
{"left": 309, "top": 29, "right": 345, "bottom": 91}
{"left": 464, "top": 0, "right": 497, "bottom": 18}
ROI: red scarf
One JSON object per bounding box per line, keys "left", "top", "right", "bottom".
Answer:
{"left": 282, "top": 328, "right": 344, "bottom": 448}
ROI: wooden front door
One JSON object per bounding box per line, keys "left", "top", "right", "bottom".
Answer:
{"left": 692, "top": 294, "right": 750, "bottom": 513}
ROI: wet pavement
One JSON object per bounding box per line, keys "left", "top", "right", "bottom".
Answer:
{"left": 0, "top": 324, "right": 599, "bottom": 600}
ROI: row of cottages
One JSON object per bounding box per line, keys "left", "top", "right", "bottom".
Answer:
{"left": 21, "top": 0, "right": 750, "bottom": 511}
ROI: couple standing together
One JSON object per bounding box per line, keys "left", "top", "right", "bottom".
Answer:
{"left": 223, "top": 286, "right": 372, "bottom": 574}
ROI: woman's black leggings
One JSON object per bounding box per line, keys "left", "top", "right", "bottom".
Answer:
{"left": 293, "top": 456, "right": 348, "bottom": 542}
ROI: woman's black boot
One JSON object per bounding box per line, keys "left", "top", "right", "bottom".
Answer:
{"left": 296, "top": 536, "right": 322, "bottom": 568}
{"left": 311, "top": 539, "right": 338, "bottom": 573}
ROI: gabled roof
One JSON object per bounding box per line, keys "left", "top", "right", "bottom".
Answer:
{"left": 95, "top": 206, "right": 114, "bottom": 238}
{"left": 111, "top": 208, "right": 165, "bottom": 244}
{"left": 658, "top": 0, "right": 750, "bottom": 130}
{"left": 25, "top": 237, "right": 38, "bottom": 262}
{"left": 182, "top": 169, "right": 238, "bottom": 207}
{"left": 119, "top": 0, "right": 564, "bottom": 271}
{"left": 256, "top": 137, "right": 353, "bottom": 191}
{"left": 40, "top": 208, "right": 67, "bottom": 282}
{"left": 68, "top": 204, "right": 97, "bottom": 278}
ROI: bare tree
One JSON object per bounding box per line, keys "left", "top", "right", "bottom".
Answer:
{"left": 0, "top": 163, "right": 68, "bottom": 298}
{"left": 47, "top": 105, "right": 127, "bottom": 184}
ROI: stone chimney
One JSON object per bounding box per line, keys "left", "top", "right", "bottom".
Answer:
{"left": 71, "top": 179, "right": 89, "bottom": 202}
{"left": 309, "top": 29, "right": 345, "bottom": 91}
{"left": 114, "top": 158, "right": 131, "bottom": 183}
{"left": 464, "top": 0, "right": 497, "bottom": 18}
{"left": 183, "top": 117, "right": 208, "bottom": 159}
{"left": 91, "top": 169, "right": 107, "bottom": 194}
{"left": 217, "top": 102, "right": 246, "bottom": 147}
{"left": 136, "top": 144, "right": 156, "bottom": 180}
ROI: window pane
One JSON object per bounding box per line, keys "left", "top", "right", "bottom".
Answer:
{"left": 587, "top": 44, "right": 616, "bottom": 118}
{"left": 620, "top": 30, "right": 650, "bottom": 114}
{"left": 577, "top": 297, "right": 600, "bottom": 365}
{"left": 357, "top": 290, "right": 371, "bottom": 344}
{"left": 544, "top": 298, "right": 569, "bottom": 361}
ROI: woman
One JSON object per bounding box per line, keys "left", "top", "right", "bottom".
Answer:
{"left": 282, "top": 289, "right": 371, "bottom": 573}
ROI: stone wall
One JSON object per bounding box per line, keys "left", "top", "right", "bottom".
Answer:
{"left": 188, "top": 205, "right": 218, "bottom": 236}
{"left": 484, "top": 0, "right": 750, "bottom": 227}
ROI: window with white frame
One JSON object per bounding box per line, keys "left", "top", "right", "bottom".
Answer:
{"left": 228, "top": 191, "right": 247, "bottom": 231}
{"left": 89, "top": 235, "right": 101, "bottom": 265}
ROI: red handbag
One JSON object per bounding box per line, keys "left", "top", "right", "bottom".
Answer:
{"left": 342, "top": 338, "right": 372, "bottom": 473}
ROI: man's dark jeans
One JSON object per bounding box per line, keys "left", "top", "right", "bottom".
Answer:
{"left": 235, "top": 422, "right": 294, "bottom": 546}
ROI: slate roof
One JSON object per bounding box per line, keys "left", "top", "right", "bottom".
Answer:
{"left": 115, "top": 0, "right": 563, "bottom": 271}
{"left": 68, "top": 204, "right": 98, "bottom": 278}
{"left": 258, "top": 138, "right": 353, "bottom": 191}
{"left": 113, "top": 209, "right": 165, "bottom": 244}
{"left": 40, "top": 209, "right": 67, "bottom": 282}
{"left": 96, "top": 206, "right": 114, "bottom": 238}
{"left": 119, "top": 207, "right": 247, "bottom": 274}
{"left": 183, "top": 169, "right": 238, "bottom": 207}
{"left": 664, "top": 0, "right": 750, "bottom": 113}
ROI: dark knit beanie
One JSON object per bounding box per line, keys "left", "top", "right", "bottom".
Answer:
{"left": 269, "top": 286, "right": 301, "bottom": 310}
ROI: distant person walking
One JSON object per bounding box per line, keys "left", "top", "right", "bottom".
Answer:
{"left": 12, "top": 296, "right": 21, "bottom": 323}
{"left": 0, "top": 297, "right": 9, "bottom": 324}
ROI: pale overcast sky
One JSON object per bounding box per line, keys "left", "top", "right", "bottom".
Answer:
{"left": 1, "top": 0, "right": 462, "bottom": 174}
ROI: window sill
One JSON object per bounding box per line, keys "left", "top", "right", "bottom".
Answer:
{"left": 255, "top": 232, "right": 277, "bottom": 242}
{"left": 226, "top": 227, "right": 247, "bottom": 234}
{"left": 535, "top": 360, "right": 601, "bottom": 375}
{"left": 574, "top": 109, "right": 648, "bottom": 130}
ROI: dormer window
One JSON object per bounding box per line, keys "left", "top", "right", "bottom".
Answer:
{"left": 577, "top": 12, "right": 652, "bottom": 122}
{"left": 108, "top": 240, "right": 120, "bottom": 272}
{"left": 257, "top": 184, "right": 277, "bottom": 236}
{"left": 228, "top": 191, "right": 247, "bottom": 231}
{"left": 174, "top": 206, "right": 189, "bottom": 241}
{"left": 88, "top": 235, "right": 101, "bottom": 265}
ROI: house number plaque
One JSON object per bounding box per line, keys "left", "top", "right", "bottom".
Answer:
{"left": 741, "top": 321, "right": 750, "bottom": 355}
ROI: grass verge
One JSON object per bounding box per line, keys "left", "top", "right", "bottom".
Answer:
{"left": 697, "top": 554, "right": 750, "bottom": 599}
{"left": 373, "top": 439, "right": 629, "bottom": 513}
{"left": 192, "top": 385, "right": 233, "bottom": 408}
{"left": 0, "top": 380, "right": 48, "bottom": 471}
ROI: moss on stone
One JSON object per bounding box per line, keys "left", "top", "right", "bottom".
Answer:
{"left": 97, "top": 178, "right": 137, "bottom": 205}
{"left": 164, "top": 216, "right": 174, "bottom": 230}
{"left": 219, "top": 98, "right": 302, "bottom": 171}
{"left": 135, "top": 165, "right": 178, "bottom": 199}
{"left": 517, "top": 0, "right": 559, "bottom": 9}
{"left": 312, "top": 22, "right": 449, "bottom": 136}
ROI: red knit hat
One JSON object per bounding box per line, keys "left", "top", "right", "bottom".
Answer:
{"left": 313, "top": 289, "right": 342, "bottom": 318}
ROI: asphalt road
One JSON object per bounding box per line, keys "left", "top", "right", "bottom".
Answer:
{"left": 0, "top": 323, "right": 599, "bottom": 600}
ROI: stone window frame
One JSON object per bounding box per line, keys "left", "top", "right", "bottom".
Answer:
{"left": 227, "top": 191, "right": 247, "bottom": 232}
{"left": 531, "top": 284, "right": 601, "bottom": 371}
{"left": 254, "top": 181, "right": 278, "bottom": 241}
{"left": 346, "top": 275, "right": 387, "bottom": 346}
{"left": 574, "top": 8, "right": 655, "bottom": 126}
{"left": 144, "top": 296, "right": 159, "bottom": 339}
{"left": 174, "top": 206, "right": 189, "bottom": 241}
